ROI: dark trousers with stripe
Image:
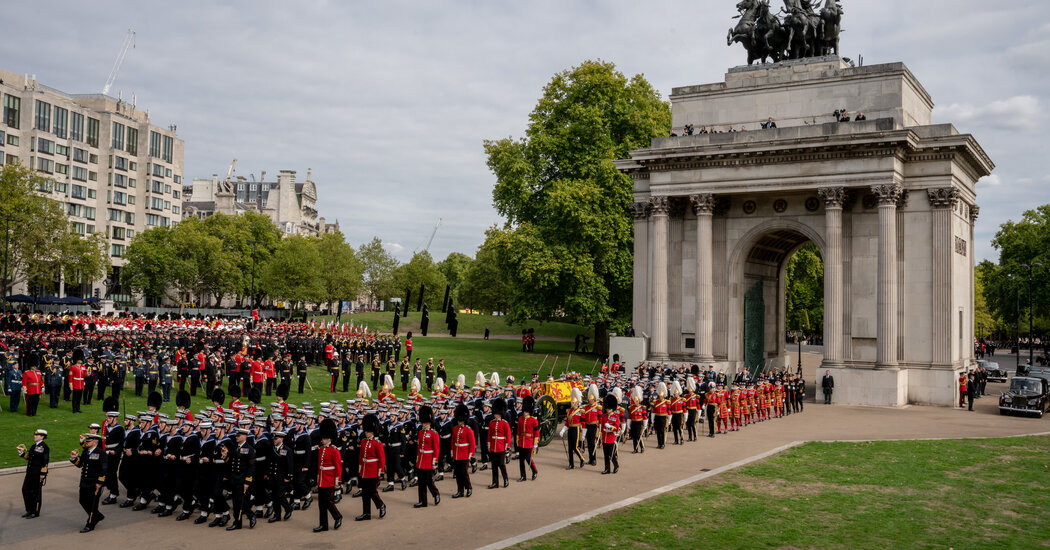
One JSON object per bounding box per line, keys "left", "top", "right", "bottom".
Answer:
{"left": 567, "top": 426, "right": 585, "bottom": 467}
{"left": 79, "top": 484, "right": 103, "bottom": 527}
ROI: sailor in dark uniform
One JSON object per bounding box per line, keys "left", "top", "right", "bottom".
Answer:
{"left": 18, "top": 429, "right": 50, "bottom": 518}
{"left": 70, "top": 432, "right": 108, "bottom": 532}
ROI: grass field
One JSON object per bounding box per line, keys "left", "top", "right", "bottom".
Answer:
{"left": 0, "top": 337, "right": 596, "bottom": 467}
{"left": 314, "top": 311, "right": 593, "bottom": 340}
{"left": 519, "top": 435, "right": 1050, "bottom": 550}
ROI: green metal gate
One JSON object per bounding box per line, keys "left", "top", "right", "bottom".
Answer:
{"left": 743, "top": 279, "right": 764, "bottom": 374}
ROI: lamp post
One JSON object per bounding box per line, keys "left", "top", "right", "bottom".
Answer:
{"left": 1022, "top": 262, "right": 1043, "bottom": 368}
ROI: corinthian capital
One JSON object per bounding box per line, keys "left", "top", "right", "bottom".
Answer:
{"left": 871, "top": 183, "right": 903, "bottom": 206}
{"left": 689, "top": 193, "right": 715, "bottom": 215}
{"left": 817, "top": 186, "right": 846, "bottom": 208}
{"left": 648, "top": 196, "right": 670, "bottom": 216}
{"left": 629, "top": 201, "right": 650, "bottom": 220}
{"left": 926, "top": 187, "right": 959, "bottom": 209}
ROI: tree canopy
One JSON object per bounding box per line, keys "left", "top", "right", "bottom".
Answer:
{"left": 981, "top": 204, "right": 1050, "bottom": 338}
{"left": 482, "top": 60, "right": 670, "bottom": 352}
{"left": 358, "top": 237, "right": 398, "bottom": 308}
{"left": 393, "top": 251, "right": 448, "bottom": 312}
{"left": 785, "top": 243, "right": 824, "bottom": 333}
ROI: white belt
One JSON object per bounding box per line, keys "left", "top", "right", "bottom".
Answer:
{"left": 419, "top": 450, "right": 434, "bottom": 454}
{"left": 181, "top": 455, "right": 195, "bottom": 460}
{"left": 389, "top": 443, "right": 401, "bottom": 447}
{"left": 320, "top": 466, "right": 335, "bottom": 471}
{"left": 294, "top": 451, "right": 306, "bottom": 455}
{"left": 255, "top": 457, "right": 266, "bottom": 462}
{"left": 492, "top": 436, "right": 506, "bottom": 440}
{"left": 440, "top": 435, "right": 450, "bottom": 439}
{"left": 362, "top": 458, "right": 378, "bottom": 463}
{"left": 106, "top": 444, "right": 120, "bottom": 449}
{"left": 454, "top": 443, "right": 469, "bottom": 447}
{"left": 73, "top": 378, "right": 84, "bottom": 381}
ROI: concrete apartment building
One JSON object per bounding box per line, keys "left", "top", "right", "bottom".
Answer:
{"left": 184, "top": 169, "right": 339, "bottom": 237}
{"left": 0, "top": 67, "right": 184, "bottom": 302}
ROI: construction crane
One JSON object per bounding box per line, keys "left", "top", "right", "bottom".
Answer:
{"left": 102, "top": 29, "right": 136, "bottom": 96}
{"left": 415, "top": 218, "right": 442, "bottom": 254}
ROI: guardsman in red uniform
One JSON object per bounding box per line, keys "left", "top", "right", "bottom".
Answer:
{"left": 450, "top": 404, "right": 476, "bottom": 498}
{"left": 314, "top": 419, "right": 343, "bottom": 532}
{"left": 958, "top": 373, "right": 967, "bottom": 408}
{"left": 670, "top": 381, "right": 685, "bottom": 445}
{"left": 600, "top": 394, "right": 621, "bottom": 474}
{"left": 628, "top": 386, "right": 647, "bottom": 453}
{"left": 356, "top": 414, "right": 386, "bottom": 521}
{"left": 23, "top": 365, "right": 44, "bottom": 417}
{"left": 70, "top": 360, "right": 87, "bottom": 413}
{"left": 264, "top": 357, "right": 276, "bottom": 396}
{"left": 194, "top": 351, "right": 206, "bottom": 396}
{"left": 716, "top": 387, "right": 729, "bottom": 433}
{"left": 413, "top": 406, "right": 441, "bottom": 508}
{"left": 325, "top": 342, "right": 335, "bottom": 370}
{"left": 405, "top": 333, "right": 413, "bottom": 362}
{"left": 563, "top": 388, "right": 586, "bottom": 468}
{"left": 249, "top": 359, "right": 265, "bottom": 396}
{"left": 685, "top": 378, "right": 699, "bottom": 442}
{"left": 652, "top": 382, "right": 670, "bottom": 449}
{"left": 516, "top": 395, "right": 539, "bottom": 481}
{"left": 584, "top": 384, "right": 600, "bottom": 465}
{"left": 487, "top": 398, "right": 511, "bottom": 488}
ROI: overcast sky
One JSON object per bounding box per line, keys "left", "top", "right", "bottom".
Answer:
{"left": 2, "top": 1, "right": 1046, "bottom": 263}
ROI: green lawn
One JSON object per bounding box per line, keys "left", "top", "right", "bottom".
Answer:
{"left": 314, "top": 311, "right": 593, "bottom": 340}
{"left": 1, "top": 337, "right": 596, "bottom": 467}
{"left": 520, "top": 436, "right": 1050, "bottom": 550}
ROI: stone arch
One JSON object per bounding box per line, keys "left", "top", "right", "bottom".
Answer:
{"left": 724, "top": 217, "right": 827, "bottom": 371}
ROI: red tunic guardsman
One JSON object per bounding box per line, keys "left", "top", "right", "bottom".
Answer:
{"left": 515, "top": 396, "right": 539, "bottom": 481}
{"left": 414, "top": 406, "right": 440, "bottom": 507}
{"left": 599, "top": 394, "right": 621, "bottom": 474}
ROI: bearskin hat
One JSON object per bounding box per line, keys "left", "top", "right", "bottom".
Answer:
{"left": 276, "top": 383, "right": 289, "bottom": 400}
{"left": 491, "top": 397, "right": 506, "bottom": 417}
{"left": 147, "top": 391, "right": 163, "bottom": 409}
{"left": 319, "top": 418, "right": 337, "bottom": 440}
{"left": 454, "top": 403, "right": 469, "bottom": 422}
{"left": 362, "top": 413, "right": 381, "bottom": 434}
{"left": 102, "top": 396, "right": 119, "bottom": 412}
{"left": 229, "top": 385, "right": 241, "bottom": 399}
{"left": 522, "top": 395, "right": 535, "bottom": 415}
{"left": 603, "top": 393, "right": 618, "bottom": 411}
{"left": 211, "top": 388, "right": 225, "bottom": 404}
{"left": 418, "top": 405, "right": 434, "bottom": 425}
{"left": 248, "top": 387, "right": 261, "bottom": 405}
{"left": 175, "top": 390, "right": 191, "bottom": 409}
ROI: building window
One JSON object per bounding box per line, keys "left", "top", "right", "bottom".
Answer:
{"left": 146, "top": 214, "right": 158, "bottom": 226}
{"left": 173, "top": 175, "right": 181, "bottom": 184}
{"left": 6, "top": 134, "right": 16, "bottom": 146}
{"left": 34, "top": 100, "right": 50, "bottom": 131}
{"left": 111, "top": 244, "right": 125, "bottom": 257}
{"left": 162, "top": 135, "right": 173, "bottom": 162}
{"left": 5, "top": 154, "right": 17, "bottom": 165}
{"left": 70, "top": 112, "right": 84, "bottom": 142}
{"left": 89, "top": 153, "right": 98, "bottom": 164}
{"left": 71, "top": 222, "right": 85, "bottom": 235}
{"left": 126, "top": 127, "right": 138, "bottom": 155}
{"left": 165, "top": 168, "right": 172, "bottom": 178}
{"left": 67, "top": 203, "right": 83, "bottom": 217}
{"left": 128, "top": 178, "right": 136, "bottom": 188}
{"left": 149, "top": 131, "right": 161, "bottom": 157}
{"left": 108, "top": 208, "right": 124, "bottom": 222}
{"left": 125, "top": 212, "right": 135, "bottom": 225}
{"left": 56, "top": 144, "right": 69, "bottom": 158}
{"left": 111, "top": 122, "right": 125, "bottom": 150}
{"left": 164, "top": 184, "right": 171, "bottom": 194}
{"left": 172, "top": 190, "right": 180, "bottom": 199}
{"left": 172, "top": 205, "right": 180, "bottom": 215}
{"left": 37, "top": 157, "right": 54, "bottom": 173}
{"left": 151, "top": 197, "right": 164, "bottom": 210}
{"left": 112, "top": 226, "right": 126, "bottom": 240}
{"left": 55, "top": 163, "right": 68, "bottom": 175}
{"left": 71, "top": 184, "right": 87, "bottom": 199}
{"left": 152, "top": 164, "right": 164, "bottom": 177}
{"left": 113, "top": 174, "right": 127, "bottom": 188}
{"left": 88, "top": 189, "right": 96, "bottom": 199}
{"left": 127, "top": 194, "right": 135, "bottom": 205}
{"left": 159, "top": 216, "right": 169, "bottom": 227}
{"left": 37, "top": 138, "right": 54, "bottom": 155}
{"left": 53, "top": 106, "right": 68, "bottom": 138}
{"left": 54, "top": 181, "right": 68, "bottom": 193}
{"left": 151, "top": 180, "right": 163, "bottom": 193}
{"left": 88, "top": 171, "right": 97, "bottom": 181}
{"left": 114, "top": 156, "right": 128, "bottom": 171}
{"left": 72, "top": 166, "right": 88, "bottom": 181}
{"left": 129, "top": 161, "right": 136, "bottom": 171}
{"left": 86, "top": 225, "right": 94, "bottom": 234}
{"left": 35, "top": 179, "right": 52, "bottom": 192}
{"left": 163, "top": 200, "right": 170, "bottom": 210}
{"left": 3, "top": 94, "right": 20, "bottom": 129}
{"left": 73, "top": 148, "right": 87, "bottom": 163}
{"left": 86, "top": 117, "right": 99, "bottom": 147}
{"left": 112, "top": 191, "right": 127, "bottom": 205}
{"left": 84, "top": 207, "right": 95, "bottom": 220}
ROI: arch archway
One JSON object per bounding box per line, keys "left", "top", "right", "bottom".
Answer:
{"left": 725, "top": 218, "right": 826, "bottom": 373}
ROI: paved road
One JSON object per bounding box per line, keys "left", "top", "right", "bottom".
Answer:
{"left": 2, "top": 378, "right": 1043, "bottom": 550}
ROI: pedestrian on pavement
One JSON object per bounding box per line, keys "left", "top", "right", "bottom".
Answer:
{"left": 70, "top": 432, "right": 107, "bottom": 532}
{"left": 821, "top": 370, "right": 834, "bottom": 404}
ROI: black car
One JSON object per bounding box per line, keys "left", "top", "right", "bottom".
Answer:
{"left": 978, "top": 360, "right": 1007, "bottom": 383}
{"left": 998, "top": 377, "right": 1050, "bottom": 418}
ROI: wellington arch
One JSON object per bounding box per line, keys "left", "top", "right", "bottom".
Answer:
{"left": 615, "top": 57, "right": 994, "bottom": 407}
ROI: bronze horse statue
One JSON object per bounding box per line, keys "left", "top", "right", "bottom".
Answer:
{"left": 727, "top": 0, "right": 788, "bottom": 64}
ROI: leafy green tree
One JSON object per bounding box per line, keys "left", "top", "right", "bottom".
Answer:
{"left": 437, "top": 252, "right": 472, "bottom": 303}
{"left": 199, "top": 212, "right": 281, "bottom": 305}
{"left": 982, "top": 205, "right": 1050, "bottom": 339}
{"left": 316, "top": 231, "right": 363, "bottom": 313}
{"left": 358, "top": 237, "right": 399, "bottom": 308}
{"left": 459, "top": 234, "right": 508, "bottom": 314}
{"left": 785, "top": 243, "right": 824, "bottom": 335}
{"left": 393, "top": 251, "right": 448, "bottom": 312}
{"left": 483, "top": 60, "right": 670, "bottom": 354}
{"left": 260, "top": 235, "right": 324, "bottom": 315}
{"left": 121, "top": 226, "right": 179, "bottom": 303}
{"left": 0, "top": 161, "right": 109, "bottom": 294}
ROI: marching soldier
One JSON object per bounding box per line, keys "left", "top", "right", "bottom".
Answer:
{"left": 600, "top": 394, "right": 620, "bottom": 474}
{"left": 584, "top": 384, "right": 600, "bottom": 465}
{"left": 629, "top": 386, "right": 647, "bottom": 452}
{"left": 356, "top": 413, "right": 386, "bottom": 520}
{"left": 413, "top": 405, "right": 441, "bottom": 507}
{"left": 314, "top": 418, "right": 343, "bottom": 531}
{"left": 225, "top": 427, "right": 256, "bottom": 530}
{"left": 451, "top": 403, "right": 475, "bottom": 498}
{"left": 516, "top": 395, "right": 539, "bottom": 482}
{"left": 562, "top": 387, "right": 586, "bottom": 468}
{"left": 70, "top": 432, "right": 107, "bottom": 532}
{"left": 18, "top": 429, "right": 49, "bottom": 518}
{"left": 268, "top": 429, "right": 294, "bottom": 523}
{"left": 23, "top": 363, "right": 43, "bottom": 417}
{"left": 100, "top": 398, "right": 124, "bottom": 505}
{"left": 487, "top": 398, "right": 511, "bottom": 488}
{"left": 296, "top": 355, "right": 309, "bottom": 394}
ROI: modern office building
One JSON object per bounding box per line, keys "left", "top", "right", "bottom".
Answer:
{"left": 0, "top": 67, "right": 184, "bottom": 302}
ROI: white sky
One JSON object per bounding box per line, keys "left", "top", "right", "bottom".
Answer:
{"left": 2, "top": 0, "right": 1047, "bottom": 263}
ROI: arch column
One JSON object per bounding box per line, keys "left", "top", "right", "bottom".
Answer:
{"left": 873, "top": 183, "right": 902, "bottom": 368}
{"left": 649, "top": 196, "right": 670, "bottom": 359}
{"left": 691, "top": 194, "right": 715, "bottom": 363}
{"left": 818, "top": 187, "right": 845, "bottom": 366}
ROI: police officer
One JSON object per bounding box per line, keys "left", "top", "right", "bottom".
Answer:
{"left": 18, "top": 429, "right": 49, "bottom": 518}
{"left": 71, "top": 432, "right": 107, "bottom": 532}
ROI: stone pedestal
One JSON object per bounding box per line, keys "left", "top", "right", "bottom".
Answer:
{"left": 825, "top": 366, "right": 908, "bottom": 407}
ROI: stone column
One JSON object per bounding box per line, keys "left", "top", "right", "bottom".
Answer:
{"left": 927, "top": 187, "right": 958, "bottom": 366}
{"left": 630, "top": 201, "right": 650, "bottom": 338}
{"left": 690, "top": 194, "right": 715, "bottom": 362}
{"left": 818, "top": 187, "right": 846, "bottom": 366}
{"left": 873, "top": 184, "right": 902, "bottom": 368}
{"left": 649, "top": 196, "right": 670, "bottom": 359}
